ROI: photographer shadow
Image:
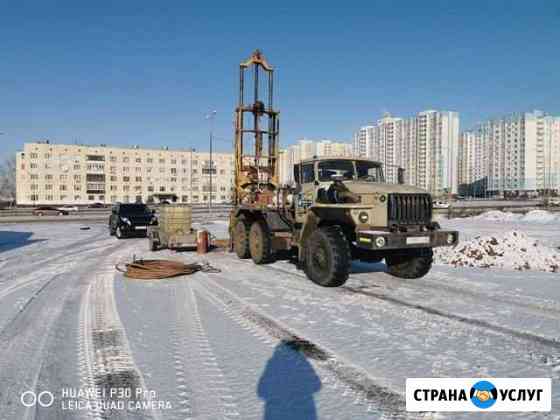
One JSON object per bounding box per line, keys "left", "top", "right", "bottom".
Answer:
{"left": 257, "top": 340, "right": 322, "bottom": 420}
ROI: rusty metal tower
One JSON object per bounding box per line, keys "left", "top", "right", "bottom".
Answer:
{"left": 233, "top": 50, "right": 279, "bottom": 206}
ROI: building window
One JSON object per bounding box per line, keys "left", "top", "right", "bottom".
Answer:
{"left": 123, "top": 176, "right": 130, "bottom": 182}
{"left": 45, "top": 184, "right": 52, "bottom": 190}
{"left": 30, "top": 174, "right": 39, "bottom": 180}
{"left": 148, "top": 186, "right": 154, "bottom": 192}
{"left": 136, "top": 167, "right": 141, "bottom": 172}
{"left": 135, "top": 158, "right": 141, "bottom": 163}
{"left": 88, "top": 195, "right": 95, "bottom": 200}
{"left": 30, "top": 153, "right": 38, "bottom": 159}
{"left": 74, "top": 164, "right": 81, "bottom": 170}
{"left": 123, "top": 185, "right": 130, "bottom": 191}
{"left": 135, "top": 176, "right": 142, "bottom": 182}
{"left": 159, "top": 186, "right": 166, "bottom": 192}
{"left": 123, "top": 157, "right": 129, "bottom": 163}
{"left": 110, "top": 176, "right": 117, "bottom": 182}
{"left": 74, "top": 185, "right": 81, "bottom": 191}
{"left": 147, "top": 158, "right": 153, "bottom": 164}
{"left": 123, "top": 167, "right": 130, "bottom": 172}
{"left": 30, "top": 184, "right": 38, "bottom": 191}
{"left": 74, "top": 174, "right": 81, "bottom": 181}
{"left": 159, "top": 159, "right": 165, "bottom": 164}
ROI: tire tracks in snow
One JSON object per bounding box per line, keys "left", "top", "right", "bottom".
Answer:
{"left": 78, "top": 246, "right": 158, "bottom": 420}
{"left": 193, "top": 275, "right": 408, "bottom": 419}
{"left": 236, "top": 256, "right": 560, "bottom": 350}
{"left": 172, "top": 281, "right": 240, "bottom": 420}
{"left": 210, "top": 254, "right": 560, "bottom": 376}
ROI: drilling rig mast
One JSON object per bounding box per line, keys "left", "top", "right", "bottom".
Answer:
{"left": 233, "top": 49, "right": 279, "bottom": 206}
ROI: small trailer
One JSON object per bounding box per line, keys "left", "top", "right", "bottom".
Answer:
{"left": 148, "top": 205, "right": 197, "bottom": 251}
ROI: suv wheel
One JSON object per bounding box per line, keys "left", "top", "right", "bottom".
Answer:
{"left": 115, "top": 226, "right": 126, "bottom": 239}
{"left": 233, "top": 218, "right": 251, "bottom": 259}
{"left": 386, "top": 248, "right": 433, "bottom": 279}
{"left": 304, "top": 225, "right": 351, "bottom": 287}
{"left": 249, "top": 220, "right": 273, "bottom": 264}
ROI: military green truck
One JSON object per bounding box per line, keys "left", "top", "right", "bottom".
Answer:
{"left": 228, "top": 50, "right": 458, "bottom": 287}
{"left": 231, "top": 157, "right": 459, "bottom": 287}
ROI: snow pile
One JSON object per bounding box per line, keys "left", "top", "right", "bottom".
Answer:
{"left": 472, "top": 209, "right": 560, "bottom": 224}
{"left": 472, "top": 210, "right": 521, "bottom": 222}
{"left": 434, "top": 231, "right": 560, "bottom": 273}
{"left": 519, "top": 210, "right": 559, "bottom": 224}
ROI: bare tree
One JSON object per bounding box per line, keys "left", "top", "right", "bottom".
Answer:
{"left": 0, "top": 156, "right": 16, "bottom": 201}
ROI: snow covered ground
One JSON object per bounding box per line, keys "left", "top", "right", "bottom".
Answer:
{"left": 0, "top": 220, "right": 559, "bottom": 419}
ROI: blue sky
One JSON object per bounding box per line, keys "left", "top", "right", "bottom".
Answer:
{"left": 1, "top": 0, "right": 559, "bottom": 160}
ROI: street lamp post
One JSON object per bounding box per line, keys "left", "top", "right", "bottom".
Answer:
{"left": 206, "top": 111, "right": 217, "bottom": 219}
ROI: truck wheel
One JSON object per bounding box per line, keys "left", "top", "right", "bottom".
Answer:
{"left": 249, "top": 220, "right": 273, "bottom": 264}
{"left": 304, "top": 226, "right": 351, "bottom": 287}
{"left": 233, "top": 219, "right": 251, "bottom": 259}
{"left": 385, "top": 248, "right": 433, "bottom": 279}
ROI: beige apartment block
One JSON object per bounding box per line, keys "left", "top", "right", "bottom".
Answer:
{"left": 16, "top": 141, "right": 235, "bottom": 205}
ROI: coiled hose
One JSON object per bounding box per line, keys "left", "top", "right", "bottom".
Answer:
{"left": 116, "top": 259, "right": 220, "bottom": 280}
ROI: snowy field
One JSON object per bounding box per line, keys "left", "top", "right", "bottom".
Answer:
{"left": 0, "top": 218, "right": 559, "bottom": 419}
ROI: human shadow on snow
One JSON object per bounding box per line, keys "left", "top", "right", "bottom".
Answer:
{"left": 257, "top": 340, "right": 322, "bottom": 420}
{"left": 0, "top": 231, "right": 46, "bottom": 254}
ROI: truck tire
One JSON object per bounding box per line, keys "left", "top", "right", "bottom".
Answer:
{"left": 303, "top": 225, "right": 351, "bottom": 287}
{"left": 233, "top": 218, "right": 251, "bottom": 259}
{"left": 385, "top": 248, "right": 433, "bottom": 279}
{"left": 249, "top": 220, "right": 273, "bottom": 264}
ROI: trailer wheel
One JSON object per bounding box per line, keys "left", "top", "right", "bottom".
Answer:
{"left": 385, "top": 248, "right": 433, "bottom": 279}
{"left": 149, "top": 235, "right": 159, "bottom": 251}
{"left": 249, "top": 220, "right": 273, "bottom": 264}
{"left": 303, "top": 225, "right": 351, "bottom": 287}
{"left": 233, "top": 218, "right": 251, "bottom": 259}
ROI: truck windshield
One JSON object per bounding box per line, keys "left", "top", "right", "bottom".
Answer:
{"left": 356, "top": 161, "right": 384, "bottom": 182}
{"left": 318, "top": 160, "right": 355, "bottom": 182}
{"left": 120, "top": 204, "right": 149, "bottom": 214}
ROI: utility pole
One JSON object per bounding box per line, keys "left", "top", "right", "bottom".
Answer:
{"left": 206, "top": 111, "right": 216, "bottom": 219}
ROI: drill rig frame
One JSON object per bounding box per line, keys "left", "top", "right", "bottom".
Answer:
{"left": 233, "top": 49, "right": 280, "bottom": 207}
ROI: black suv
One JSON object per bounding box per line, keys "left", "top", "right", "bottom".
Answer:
{"left": 109, "top": 203, "right": 155, "bottom": 239}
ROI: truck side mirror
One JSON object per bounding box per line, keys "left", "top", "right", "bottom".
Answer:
{"left": 398, "top": 168, "right": 405, "bottom": 185}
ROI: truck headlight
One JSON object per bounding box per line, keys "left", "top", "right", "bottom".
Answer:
{"left": 358, "top": 211, "right": 369, "bottom": 223}
{"left": 446, "top": 233, "right": 455, "bottom": 244}
{"left": 121, "top": 217, "right": 131, "bottom": 225}
{"left": 375, "top": 237, "right": 386, "bottom": 248}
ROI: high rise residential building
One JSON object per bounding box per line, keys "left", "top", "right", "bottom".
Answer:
{"left": 458, "top": 111, "right": 560, "bottom": 196}
{"left": 16, "top": 141, "right": 235, "bottom": 205}
{"left": 278, "top": 138, "right": 353, "bottom": 183}
{"left": 353, "top": 110, "right": 459, "bottom": 194}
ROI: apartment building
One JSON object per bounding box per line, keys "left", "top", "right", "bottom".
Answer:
{"left": 16, "top": 141, "right": 235, "bottom": 205}
{"left": 353, "top": 110, "right": 459, "bottom": 194}
{"left": 458, "top": 111, "right": 560, "bottom": 196}
{"left": 278, "top": 138, "right": 354, "bottom": 183}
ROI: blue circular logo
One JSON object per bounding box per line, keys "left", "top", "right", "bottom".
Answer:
{"left": 470, "top": 380, "right": 497, "bottom": 409}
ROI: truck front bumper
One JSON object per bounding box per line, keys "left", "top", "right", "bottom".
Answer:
{"left": 355, "top": 229, "right": 459, "bottom": 250}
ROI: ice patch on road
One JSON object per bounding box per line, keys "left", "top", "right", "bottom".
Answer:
{"left": 435, "top": 231, "right": 560, "bottom": 273}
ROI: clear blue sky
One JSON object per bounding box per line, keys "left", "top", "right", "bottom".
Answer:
{"left": 1, "top": 0, "right": 559, "bottom": 160}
